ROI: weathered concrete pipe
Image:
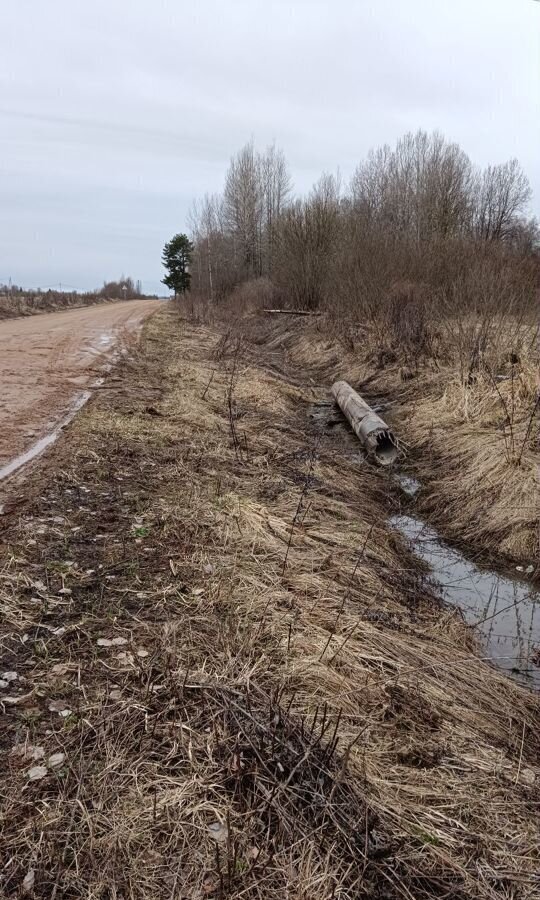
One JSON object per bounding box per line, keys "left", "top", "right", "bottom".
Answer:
{"left": 331, "top": 381, "right": 398, "bottom": 466}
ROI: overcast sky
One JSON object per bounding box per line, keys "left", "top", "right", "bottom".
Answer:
{"left": 1, "top": 0, "right": 538, "bottom": 293}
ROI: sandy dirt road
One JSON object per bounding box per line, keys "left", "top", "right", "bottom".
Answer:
{"left": 0, "top": 299, "right": 159, "bottom": 481}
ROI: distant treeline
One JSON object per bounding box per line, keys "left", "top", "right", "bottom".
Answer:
{"left": 0, "top": 276, "right": 154, "bottom": 320}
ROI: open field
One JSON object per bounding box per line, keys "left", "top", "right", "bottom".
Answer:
{"left": 1, "top": 305, "right": 538, "bottom": 899}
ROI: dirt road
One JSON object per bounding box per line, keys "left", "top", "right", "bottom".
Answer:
{"left": 0, "top": 299, "right": 158, "bottom": 480}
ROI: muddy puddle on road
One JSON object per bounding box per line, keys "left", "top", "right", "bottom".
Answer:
{"left": 391, "top": 509, "right": 539, "bottom": 690}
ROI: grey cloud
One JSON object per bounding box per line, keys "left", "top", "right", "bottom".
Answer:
{"left": 0, "top": 0, "right": 538, "bottom": 292}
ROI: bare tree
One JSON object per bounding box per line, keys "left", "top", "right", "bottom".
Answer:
{"left": 260, "top": 143, "right": 292, "bottom": 275}
{"left": 473, "top": 159, "right": 532, "bottom": 242}
{"left": 223, "top": 141, "right": 263, "bottom": 278}
{"left": 275, "top": 173, "right": 340, "bottom": 309}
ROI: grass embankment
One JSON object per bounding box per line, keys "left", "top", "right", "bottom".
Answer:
{"left": 1, "top": 306, "right": 539, "bottom": 899}
{"left": 245, "top": 313, "right": 539, "bottom": 568}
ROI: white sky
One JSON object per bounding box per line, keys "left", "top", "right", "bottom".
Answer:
{"left": 1, "top": 0, "right": 538, "bottom": 293}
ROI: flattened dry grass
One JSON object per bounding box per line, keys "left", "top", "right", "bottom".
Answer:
{"left": 0, "top": 307, "right": 539, "bottom": 899}
{"left": 243, "top": 313, "right": 539, "bottom": 566}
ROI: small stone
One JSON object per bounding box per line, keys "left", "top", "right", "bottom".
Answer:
{"left": 136, "top": 649, "right": 149, "bottom": 658}
{"left": 50, "top": 663, "right": 69, "bottom": 676}
{"left": 208, "top": 821, "right": 228, "bottom": 843}
{"left": 48, "top": 752, "right": 66, "bottom": 768}
{"left": 10, "top": 744, "right": 45, "bottom": 762}
{"left": 97, "top": 638, "right": 113, "bottom": 647}
{"left": 2, "top": 671, "right": 18, "bottom": 682}
{"left": 109, "top": 689, "right": 122, "bottom": 700}
{"left": 110, "top": 637, "right": 128, "bottom": 646}
{"left": 0, "top": 680, "right": 8, "bottom": 689}
{"left": 28, "top": 765, "right": 48, "bottom": 781}
{"left": 48, "top": 700, "right": 69, "bottom": 713}
{"left": 22, "top": 868, "right": 35, "bottom": 893}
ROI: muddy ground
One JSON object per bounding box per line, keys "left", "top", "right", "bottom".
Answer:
{"left": 0, "top": 305, "right": 538, "bottom": 899}
{"left": 0, "top": 298, "right": 158, "bottom": 473}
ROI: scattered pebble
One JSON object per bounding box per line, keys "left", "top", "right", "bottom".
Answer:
{"left": 2, "top": 671, "right": 18, "bottom": 682}
{"left": 27, "top": 765, "right": 48, "bottom": 781}
{"left": 50, "top": 663, "right": 69, "bottom": 676}
{"left": 109, "top": 689, "right": 122, "bottom": 700}
{"left": 136, "top": 649, "right": 149, "bottom": 658}
{"left": 208, "top": 822, "right": 228, "bottom": 843}
{"left": 22, "top": 868, "right": 35, "bottom": 893}
{"left": 48, "top": 700, "right": 70, "bottom": 714}
{"left": 10, "top": 743, "right": 45, "bottom": 762}
{"left": 48, "top": 752, "right": 66, "bottom": 768}
{"left": 98, "top": 636, "right": 128, "bottom": 647}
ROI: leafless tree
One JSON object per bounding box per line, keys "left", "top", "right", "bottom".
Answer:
{"left": 473, "top": 159, "right": 532, "bottom": 242}
{"left": 223, "top": 141, "right": 264, "bottom": 278}
{"left": 260, "top": 143, "right": 292, "bottom": 275}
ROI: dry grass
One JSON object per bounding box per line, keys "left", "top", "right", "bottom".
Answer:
{"left": 240, "top": 311, "right": 539, "bottom": 566}
{"left": 0, "top": 306, "right": 539, "bottom": 899}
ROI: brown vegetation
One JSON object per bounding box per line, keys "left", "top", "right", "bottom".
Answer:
{"left": 187, "top": 131, "right": 539, "bottom": 567}
{"left": 1, "top": 305, "right": 539, "bottom": 899}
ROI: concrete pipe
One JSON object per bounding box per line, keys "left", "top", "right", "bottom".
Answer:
{"left": 331, "top": 380, "right": 398, "bottom": 466}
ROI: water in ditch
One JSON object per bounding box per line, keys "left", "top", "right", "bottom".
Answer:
{"left": 310, "top": 398, "right": 540, "bottom": 689}
{"left": 390, "top": 505, "right": 539, "bottom": 689}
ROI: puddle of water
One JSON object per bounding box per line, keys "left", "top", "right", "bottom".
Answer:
{"left": 395, "top": 474, "right": 421, "bottom": 497}
{"left": 0, "top": 390, "right": 92, "bottom": 482}
{"left": 390, "top": 514, "right": 540, "bottom": 689}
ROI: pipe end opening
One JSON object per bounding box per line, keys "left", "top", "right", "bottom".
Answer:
{"left": 375, "top": 431, "right": 398, "bottom": 466}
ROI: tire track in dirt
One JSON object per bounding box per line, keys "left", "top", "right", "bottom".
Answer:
{"left": 0, "top": 299, "right": 159, "bottom": 487}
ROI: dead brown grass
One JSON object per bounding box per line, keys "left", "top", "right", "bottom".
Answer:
{"left": 239, "top": 309, "right": 539, "bottom": 567}
{"left": 0, "top": 306, "right": 539, "bottom": 899}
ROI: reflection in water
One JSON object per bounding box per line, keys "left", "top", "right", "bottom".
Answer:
{"left": 390, "top": 515, "right": 539, "bottom": 689}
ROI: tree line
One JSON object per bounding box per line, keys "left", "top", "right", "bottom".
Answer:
{"left": 170, "top": 131, "right": 537, "bottom": 316}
